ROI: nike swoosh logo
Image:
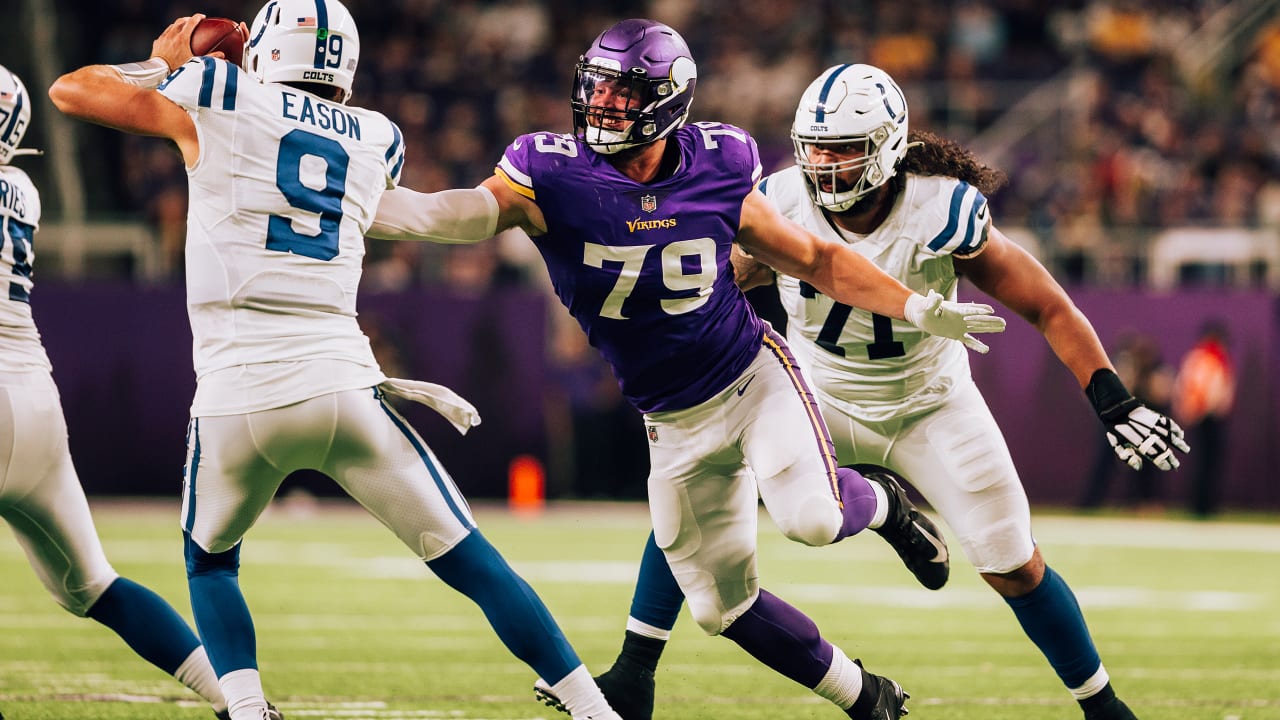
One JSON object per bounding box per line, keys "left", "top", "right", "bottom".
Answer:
{"left": 915, "top": 521, "right": 948, "bottom": 563}
{"left": 736, "top": 375, "right": 756, "bottom": 396}
{"left": 512, "top": 138, "right": 523, "bottom": 150}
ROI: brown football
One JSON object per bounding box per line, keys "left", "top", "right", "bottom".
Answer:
{"left": 190, "top": 17, "right": 247, "bottom": 66}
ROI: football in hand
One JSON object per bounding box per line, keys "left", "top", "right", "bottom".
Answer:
{"left": 190, "top": 17, "right": 247, "bottom": 66}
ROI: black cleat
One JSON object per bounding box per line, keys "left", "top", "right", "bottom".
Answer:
{"left": 1083, "top": 696, "right": 1139, "bottom": 720}
{"left": 847, "top": 659, "right": 909, "bottom": 720}
{"left": 534, "top": 658, "right": 655, "bottom": 720}
{"left": 859, "top": 467, "right": 949, "bottom": 590}
{"left": 1081, "top": 686, "right": 1139, "bottom": 720}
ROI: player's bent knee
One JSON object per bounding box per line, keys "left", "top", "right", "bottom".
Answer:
{"left": 415, "top": 525, "right": 472, "bottom": 562}
{"left": 681, "top": 574, "right": 758, "bottom": 636}
{"left": 54, "top": 571, "right": 119, "bottom": 618}
{"left": 962, "top": 516, "right": 1035, "bottom": 575}
{"left": 687, "top": 598, "right": 730, "bottom": 635}
{"left": 772, "top": 494, "right": 842, "bottom": 547}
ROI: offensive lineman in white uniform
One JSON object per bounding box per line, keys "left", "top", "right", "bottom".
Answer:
{"left": 0, "top": 64, "right": 241, "bottom": 719}
{"left": 560, "top": 65, "right": 1191, "bottom": 720}
{"left": 48, "top": 4, "right": 622, "bottom": 720}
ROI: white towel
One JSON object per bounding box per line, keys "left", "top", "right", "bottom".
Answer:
{"left": 378, "top": 378, "right": 482, "bottom": 435}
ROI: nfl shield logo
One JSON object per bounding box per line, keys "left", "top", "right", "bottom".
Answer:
{"left": 640, "top": 194, "right": 657, "bottom": 214}
{"left": 647, "top": 425, "right": 659, "bottom": 443}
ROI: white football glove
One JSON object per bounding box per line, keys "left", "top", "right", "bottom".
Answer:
{"left": 1086, "top": 369, "right": 1191, "bottom": 471}
{"left": 903, "top": 290, "right": 1007, "bottom": 354}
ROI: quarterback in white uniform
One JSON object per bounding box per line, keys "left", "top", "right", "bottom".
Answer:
{"left": 49, "top": 4, "right": 621, "bottom": 720}
{"left": 0, "top": 65, "right": 238, "bottom": 718}
{"left": 571, "top": 65, "right": 1190, "bottom": 720}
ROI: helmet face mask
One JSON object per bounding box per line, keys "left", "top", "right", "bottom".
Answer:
{"left": 572, "top": 19, "right": 697, "bottom": 155}
{"left": 0, "top": 66, "right": 32, "bottom": 165}
{"left": 791, "top": 64, "right": 909, "bottom": 212}
{"left": 246, "top": 0, "right": 360, "bottom": 103}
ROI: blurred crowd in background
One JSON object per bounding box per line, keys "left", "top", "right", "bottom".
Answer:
{"left": 2, "top": 0, "right": 1273, "bottom": 502}
{"left": 18, "top": 0, "right": 1279, "bottom": 290}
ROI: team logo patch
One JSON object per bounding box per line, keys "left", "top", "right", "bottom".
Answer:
{"left": 640, "top": 194, "right": 657, "bottom": 213}
{"left": 647, "top": 425, "right": 659, "bottom": 443}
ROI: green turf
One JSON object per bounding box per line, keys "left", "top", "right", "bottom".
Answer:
{"left": 1, "top": 500, "right": 1278, "bottom": 719}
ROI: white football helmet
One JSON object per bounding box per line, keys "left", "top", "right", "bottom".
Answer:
{"left": 0, "top": 65, "right": 36, "bottom": 165}
{"left": 245, "top": 0, "right": 360, "bottom": 103}
{"left": 791, "top": 64, "right": 910, "bottom": 211}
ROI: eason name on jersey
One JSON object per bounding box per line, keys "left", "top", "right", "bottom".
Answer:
{"left": 626, "top": 217, "right": 677, "bottom": 232}
{"left": 281, "top": 90, "right": 361, "bottom": 140}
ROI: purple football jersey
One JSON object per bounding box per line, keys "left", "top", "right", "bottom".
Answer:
{"left": 496, "top": 122, "right": 767, "bottom": 413}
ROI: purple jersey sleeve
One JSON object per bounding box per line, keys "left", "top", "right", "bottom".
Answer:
{"left": 496, "top": 124, "right": 767, "bottom": 413}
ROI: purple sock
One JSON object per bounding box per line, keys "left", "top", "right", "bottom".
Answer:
{"left": 836, "top": 467, "right": 878, "bottom": 539}
{"left": 720, "top": 589, "right": 833, "bottom": 689}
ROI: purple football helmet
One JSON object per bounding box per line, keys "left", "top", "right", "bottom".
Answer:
{"left": 572, "top": 19, "right": 698, "bottom": 155}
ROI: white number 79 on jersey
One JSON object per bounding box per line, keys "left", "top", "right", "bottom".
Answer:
{"left": 583, "top": 237, "right": 717, "bottom": 319}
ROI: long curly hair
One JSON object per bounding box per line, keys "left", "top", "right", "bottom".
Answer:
{"left": 898, "top": 130, "right": 1008, "bottom": 196}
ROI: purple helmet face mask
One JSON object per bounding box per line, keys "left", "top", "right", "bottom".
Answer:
{"left": 572, "top": 19, "right": 698, "bottom": 154}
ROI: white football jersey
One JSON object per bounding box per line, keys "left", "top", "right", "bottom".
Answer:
{"left": 158, "top": 58, "right": 405, "bottom": 415}
{"left": 0, "top": 164, "right": 49, "bottom": 371}
{"left": 761, "top": 167, "right": 990, "bottom": 423}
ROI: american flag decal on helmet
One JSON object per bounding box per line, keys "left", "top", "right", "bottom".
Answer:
{"left": 641, "top": 194, "right": 657, "bottom": 213}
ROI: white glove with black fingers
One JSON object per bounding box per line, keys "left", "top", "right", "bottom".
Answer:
{"left": 903, "top": 290, "right": 1007, "bottom": 354}
{"left": 1086, "top": 368, "right": 1191, "bottom": 471}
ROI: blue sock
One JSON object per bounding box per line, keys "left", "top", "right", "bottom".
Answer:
{"left": 86, "top": 577, "right": 202, "bottom": 674}
{"left": 1004, "top": 565, "right": 1102, "bottom": 688}
{"left": 720, "top": 588, "right": 833, "bottom": 689}
{"left": 185, "top": 531, "right": 257, "bottom": 676}
{"left": 630, "top": 532, "right": 684, "bottom": 631}
{"left": 427, "top": 530, "right": 580, "bottom": 684}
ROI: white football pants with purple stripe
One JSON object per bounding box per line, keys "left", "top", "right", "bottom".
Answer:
{"left": 644, "top": 332, "right": 847, "bottom": 635}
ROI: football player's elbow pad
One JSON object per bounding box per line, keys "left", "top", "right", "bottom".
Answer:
{"left": 368, "top": 186, "right": 499, "bottom": 244}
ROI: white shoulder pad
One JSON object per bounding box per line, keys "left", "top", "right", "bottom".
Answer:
{"left": 157, "top": 57, "right": 241, "bottom": 113}
{"left": 907, "top": 175, "right": 991, "bottom": 259}
{"left": 757, "top": 165, "right": 808, "bottom": 222}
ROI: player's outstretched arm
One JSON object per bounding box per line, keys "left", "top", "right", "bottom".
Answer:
{"left": 48, "top": 15, "right": 200, "bottom": 164}
{"left": 736, "top": 188, "right": 1006, "bottom": 351}
{"left": 368, "top": 174, "right": 546, "bottom": 243}
{"left": 955, "top": 224, "right": 1190, "bottom": 469}
{"left": 369, "top": 186, "right": 501, "bottom": 243}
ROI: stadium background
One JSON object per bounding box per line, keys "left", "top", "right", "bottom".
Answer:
{"left": 1, "top": 0, "right": 1277, "bottom": 509}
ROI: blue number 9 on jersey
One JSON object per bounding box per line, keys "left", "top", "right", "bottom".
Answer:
{"left": 267, "top": 128, "right": 349, "bottom": 260}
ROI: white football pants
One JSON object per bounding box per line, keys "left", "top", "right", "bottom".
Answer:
{"left": 644, "top": 332, "right": 847, "bottom": 635}
{"left": 183, "top": 387, "right": 474, "bottom": 559}
{"left": 0, "top": 370, "right": 118, "bottom": 615}
{"left": 820, "top": 378, "right": 1035, "bottom": 574}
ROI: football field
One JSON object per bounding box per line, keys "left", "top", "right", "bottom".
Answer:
{"left": 1, "top": 499, "right": 1278, "bottom": 719}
